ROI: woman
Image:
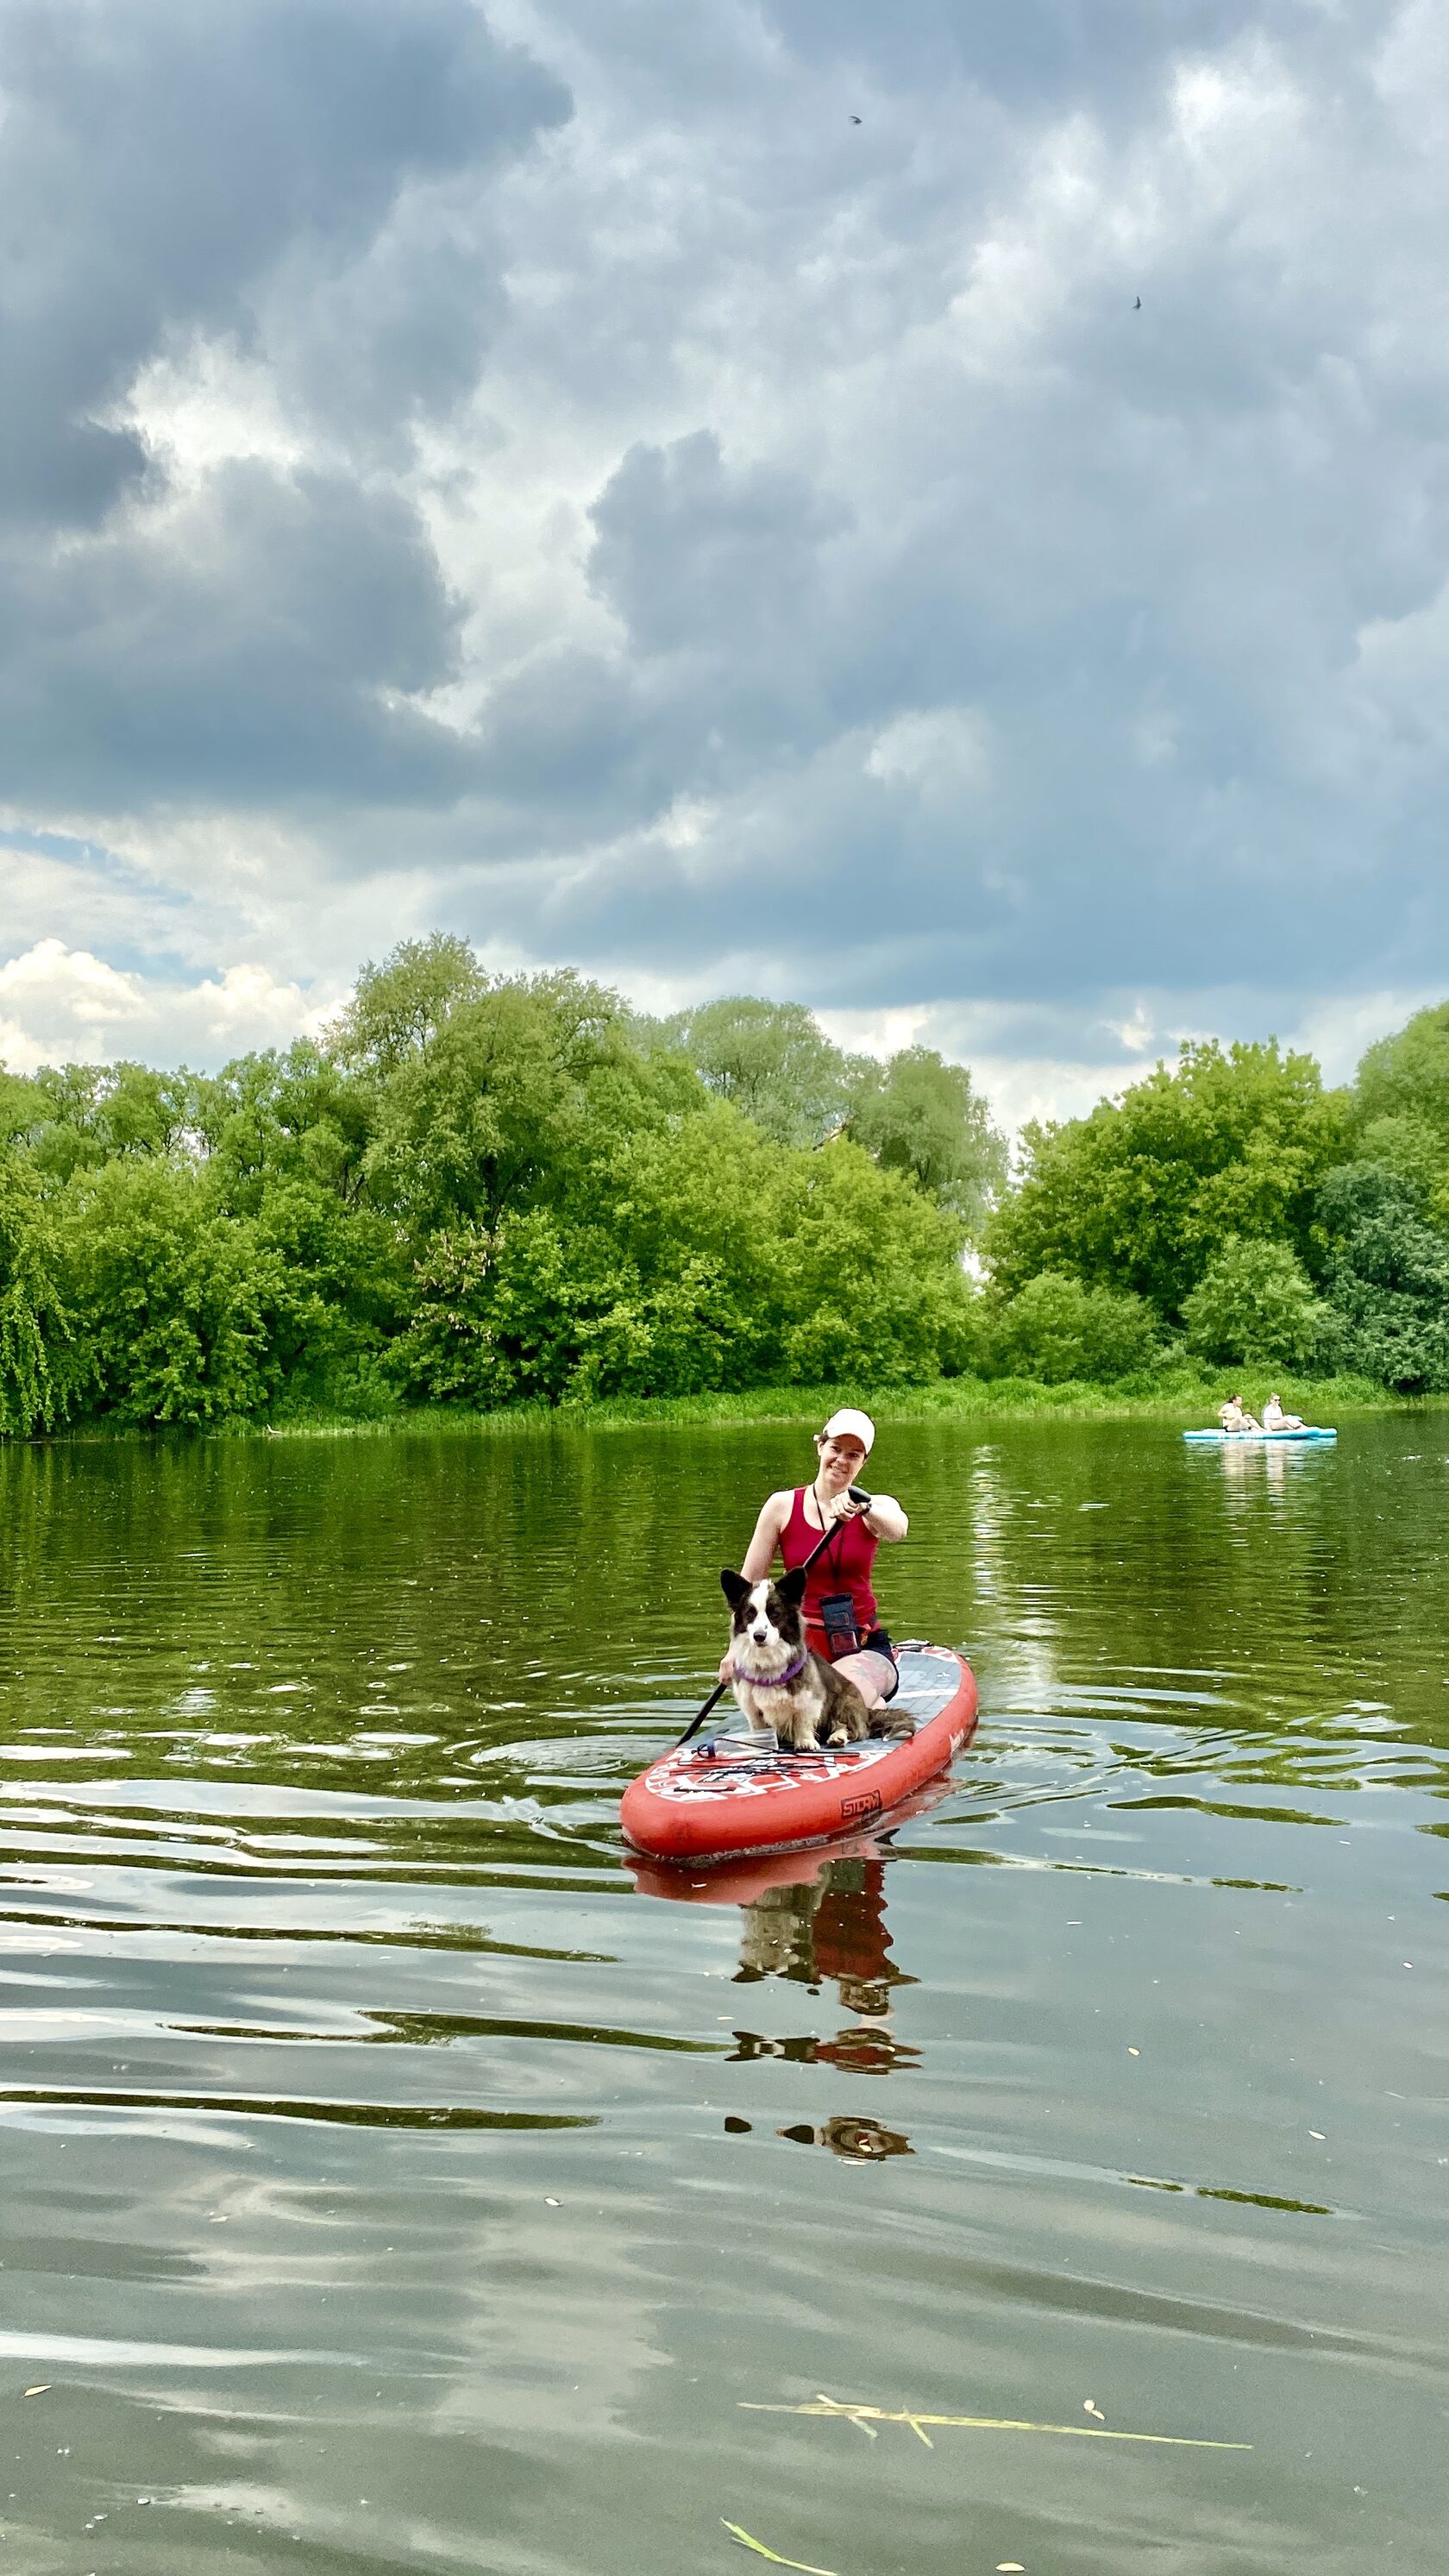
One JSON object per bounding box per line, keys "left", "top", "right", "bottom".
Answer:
{"left": 1218, "top": 1392, "right": 1262, "bottom": 1433}
{"left": 1262, "top": 1392, "right": 1304, "bottom": 1431}
{"left": 718, "top": 1408, "right": 908, "bottom": 1712}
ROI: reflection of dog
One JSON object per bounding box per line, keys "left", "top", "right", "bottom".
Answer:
{"left": 777, "top": 2115, "right": 912, "bottom": 2160}
{"left": 721, "top": 1567, "right": 870, "bottom": 1753}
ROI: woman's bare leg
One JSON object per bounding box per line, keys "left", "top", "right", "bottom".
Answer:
{"left": 832, "top": 1649, "right": 898, "bottom": 1712}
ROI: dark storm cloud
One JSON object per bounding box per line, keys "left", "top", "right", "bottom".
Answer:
{"left": 0, "top": 462, "right": 472, "bottom": 805}
{"left": 0, "top": 0, "right": 568, "bottom": 807}
{"left": 0, "top": 0, "right": 568, "bottom": 526}
{"left": 416, "top": 0, "right": 1449, "bottom": 1033}
{"left": 754, "top": 0, "right": 1347, "bottom": 114}
{"left": 588, "top": 433, "right": 850, "bottom": 663}
{"left": 4, "top": 0, "right": 1449, "bottom": 1098}
{"left": 456, "top": 437, "right": 854, "bottom": 829}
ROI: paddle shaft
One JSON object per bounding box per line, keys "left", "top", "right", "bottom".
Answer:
{"left": 674, "top": 1486, "right": 872, "bottom": 1747}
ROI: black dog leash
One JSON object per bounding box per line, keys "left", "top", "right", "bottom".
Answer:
{"left": 673, "top": 1486, "right": 872, "bottom": 1749}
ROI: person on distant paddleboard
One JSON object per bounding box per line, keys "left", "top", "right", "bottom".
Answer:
{"left": 1218, "top": 1393, "right": 1262, "bottom": 1432}
{"left": 1262, "top": 1392, "right": 1304, "bottom": 1431}
{"left": 717, "top": 1409, "right": 908, "bottom": 1712}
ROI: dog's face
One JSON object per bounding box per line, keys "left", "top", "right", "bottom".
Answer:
{"left": 721, "top": 1565, "right": 807, "bottom": 1657}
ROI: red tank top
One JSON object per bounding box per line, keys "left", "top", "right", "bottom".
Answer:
{"left": 781, "top": 1488, "right": 879, "bottom": 1652}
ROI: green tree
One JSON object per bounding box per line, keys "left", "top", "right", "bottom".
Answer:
{"left": 326, "top": 933, "right": 485, "bottom": 1074}
{"left": 251, "top": 1180, "right": 407, "bottom": 1413}
{"left": 1354, "top": 1114, "right": 1446, "bottom": 1204}
{"left": 1355, "top": 1001, "right": 1449, "bottom": 1152}
{"left": 366, "top": 974, "right": 627, "bottom": 1235}
{"left": 31, "top": 948, "right": 1434, "bottom": 1429}
{"left": 845, "top": 1046, "right": 1007, "bottom": 1228}
{"left": 52, "top": 1163, "right": 286, "bottom": 1426}
{"left": 393, "top": 1104, "right": 975, "bottom": 1405}
{"left": 1182, "top": 1237, "right": 1324, "bottom": 1368}
{"left": 762, "top": 1139, "right": 974, "bottom": 1385}
{"left": 662, "top": 996, "right": 857, "bottom": 1147}
{"left": 0, "top": 1069, "right": 46, "bottom": 1147}
{"left": 392, "top": 1099, "right": 774, "bottom": 1407}
{"left": 195, "top": 1043, "right": 375, "bottom": 1212}
{"left": 0, "top": 1152, "right": 78, "bottom": 1434}
{"left": 987, "top": 1272, "right": 1159, "bottom": 1384}
{"left": 1317, "top": 1165, "right": 1449, "bottom": 1393}
{"left": 26, "top": 1060, "right": 193, "bottom": 1185}
{"left": 183, "top": 1046, "right": 407, "bottom": 1416}
{"left": 396, "top": 1205, "right": 758, "bottom": 1409}
{"left": 987, "top": 1040, "right": 1352, "bottom": 1318}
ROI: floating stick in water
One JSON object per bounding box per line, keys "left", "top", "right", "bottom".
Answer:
{"left": 722, "top": 2523, "right": 840, "bottom": 2573}
{"left": 739, "top": 2392, "right": 1251, "bottom": 2450}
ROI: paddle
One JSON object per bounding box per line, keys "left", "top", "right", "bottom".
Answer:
{"left": 673, "top": 1486, "right": 873, "bottom": 1749}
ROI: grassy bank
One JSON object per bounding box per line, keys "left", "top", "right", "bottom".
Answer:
{"left": 253, "top": 1369, "right": 1436, "bottom": 1440}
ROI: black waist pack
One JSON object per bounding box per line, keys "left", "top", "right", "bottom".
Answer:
{"left": 818, "top": 1593, "right": 863, "bottom": 1659}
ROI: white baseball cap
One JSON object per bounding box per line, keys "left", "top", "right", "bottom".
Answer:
{"left": 820, "top": 1407, "right": 875, "bottom": 1454}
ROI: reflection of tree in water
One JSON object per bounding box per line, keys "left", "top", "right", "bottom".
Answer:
{"left": 728, "top": 1857, "right": 919, "bottom": 2138}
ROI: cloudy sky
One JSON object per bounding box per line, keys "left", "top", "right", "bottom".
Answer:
{"left": 3, "top": 0, "right": 1447, "bottom": 1128}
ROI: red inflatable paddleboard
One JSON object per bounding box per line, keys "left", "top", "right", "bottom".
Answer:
{"left": 619, "top": 1643, "right": 977, "bottom": 1864}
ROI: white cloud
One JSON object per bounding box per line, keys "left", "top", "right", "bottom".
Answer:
{"left": 0, "top": 939, "right": 145, "bottom": 1034}
{"left": 816, "top": 999, "right": 1150, "bottom": 1136}
{"left": 864, "top": 708, "right": 992, "bottom": 804}
{"left": 1281, "top": 987, "right": 1446, "bottom": 1087}
{"left": 0, "top": 941, "right": 338, "bottom": 1076}
{"left": 1108, "top": 1002, "right": 1156, "bottom": 1053}
{"left": 117, "top": 336, "right": 308, "bottom": 486}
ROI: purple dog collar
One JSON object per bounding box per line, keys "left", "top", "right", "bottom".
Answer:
{"left": 732, "top": 1646, "right": 808, "bottom": 1688}
{"left": 733, "top": 1651, "right": 808, "bottom": 1687}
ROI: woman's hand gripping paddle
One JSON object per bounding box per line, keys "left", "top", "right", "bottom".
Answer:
{"left": 673, "top": 1488, "right": 872, "bottom": 1748}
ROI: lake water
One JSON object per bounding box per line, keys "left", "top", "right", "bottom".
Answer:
{"left": 0, "top": 1413, "right": 1446, "bottom": 2575}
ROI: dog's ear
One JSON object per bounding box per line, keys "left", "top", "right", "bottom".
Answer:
{"left": 777, "top": 1566, "right": 808, "bottom": 1606}
{"left": 720, "top": 1568, "right": 751, "bottom": 1608}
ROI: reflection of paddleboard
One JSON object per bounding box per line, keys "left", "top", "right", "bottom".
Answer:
{"left": 1182, "top": 1427, "right": 1337, "bottom": 1443}
{"left": 625, "top": 1774, "right": 957, "bottom": 1905}
{"left": 619, "top": 1645, "right": 977, "bottom": 1865}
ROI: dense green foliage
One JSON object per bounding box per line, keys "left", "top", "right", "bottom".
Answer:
{"left": 1315, "top": 1165, "right": 1449, "bottom": 1392}
{"left": 975, "top": 1017, "right": 1449, "bottom": 1391}
{"left": 655, "top": 995, "right": 853, "bottom": 1148}
{"left": 3, "top": 938, "right": 1449, "bottom": 1432}
{"left": 981, "top": 1272, "right": 1160, "bottom": 1385}
{"left": 1182, "top": 1237, "right": 1324, "bottom": 1370}
{"left": 1355, "top": 1002, "right": 1449, "bottom": 1154}
{"left": 0, "top": 939, "right": 995, "bottom": 1431}
{"left": 986, "top": 1039, "right": 1353, "bottom": 1316}
{"left": 844, "top": 1046, "right": 1008, "bottom": 1227}
{"left": 0, "top": 1153, "right": 75, "bottom": 1435}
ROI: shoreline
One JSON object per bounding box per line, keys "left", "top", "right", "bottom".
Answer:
{"left": 172, "top": 1372, "right": 1444, "bottom": 1440}
{"left": 12, "top": 1376, "right": 1440, "bottom": 1449}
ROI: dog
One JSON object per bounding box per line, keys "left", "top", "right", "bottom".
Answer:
{"left": 720, "top": 1565, "right": 874, "bottom": 1753}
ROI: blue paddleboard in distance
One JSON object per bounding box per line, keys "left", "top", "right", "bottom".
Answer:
{"left": 1182, "top": 1426, "right": 1337, "bottom": 1443}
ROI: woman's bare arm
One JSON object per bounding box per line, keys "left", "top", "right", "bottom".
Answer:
{"left": 739, "top": 1491, "right": 792, "bottom": 1581}
{"left": 862, "top": 1492, "right": 908, "bottom": 1542}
